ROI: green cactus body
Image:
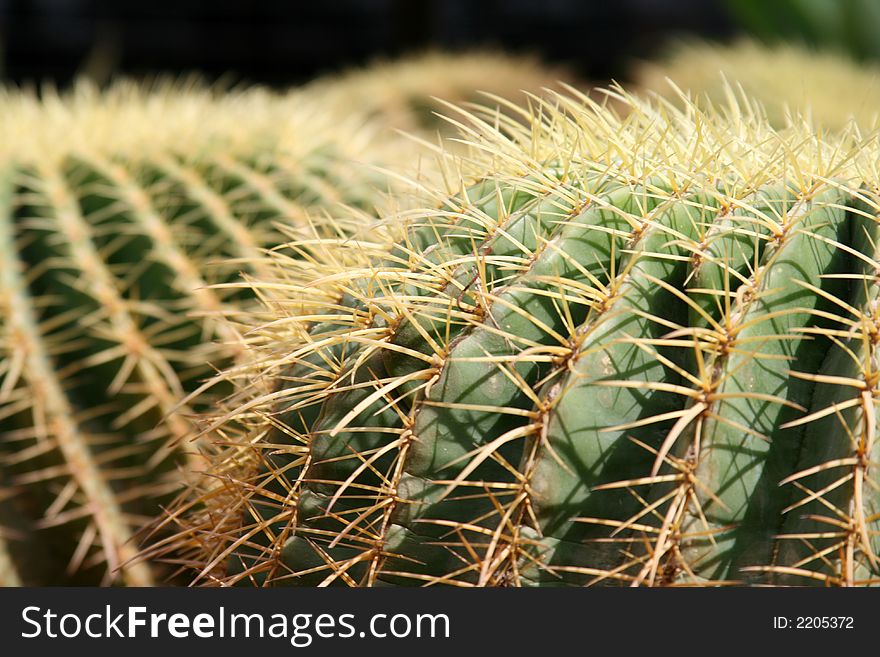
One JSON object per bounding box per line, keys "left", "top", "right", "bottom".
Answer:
{"left": 172, "top": 87, "right": 880, "bottom": 587}
{"left": 281, "top": 177, "right": 634, "bottom": 584}
{"left": 517, "top": 189, "right": 711, "bottom": 585}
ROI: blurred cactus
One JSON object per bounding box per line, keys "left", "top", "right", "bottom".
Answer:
{"left": 0, "top": 78, "right": 407, "bottom": 586}
{"left": 637, "top": 40, "right": 880, "bottom": 131}
{"left": 305, "top": 51, "right": 571, "bottom": 133}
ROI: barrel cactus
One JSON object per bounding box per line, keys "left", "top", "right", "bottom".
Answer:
{"left": 164, "top": 84, "right": 880, "bottom": 587}
{"left": 304, "top": 51, "right": 572, "bottom": 133}
{"left": 637, "top": 40, "right": 880, "bottom": 131}
{"left": 0, "top": 75, "right": 432, "bottom": 586}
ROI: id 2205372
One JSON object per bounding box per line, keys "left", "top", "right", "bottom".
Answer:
{"left": 773, "top": 617, "right": 854, "bottom": 630}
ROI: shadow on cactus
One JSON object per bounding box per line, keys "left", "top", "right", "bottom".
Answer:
{"left": 161, "top": 83, "right": 880, "bottom": 587}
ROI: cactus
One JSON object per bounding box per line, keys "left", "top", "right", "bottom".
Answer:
{"left": 636, "top": 40, "right": 880, "bottom": 131}
{"left": 0, "top": 75, "right": 435, "bottom": 586}
{"left": 304, "top": 51, "right": 572, "bottom": 133}
{"left": 165, "top": 84, "right": 880, "bottom": 587}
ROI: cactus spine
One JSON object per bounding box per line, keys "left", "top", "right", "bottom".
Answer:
{"left": 167, "top": 85, "right": 880, "bottom": 587}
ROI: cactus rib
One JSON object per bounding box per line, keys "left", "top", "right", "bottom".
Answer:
{"left": 1, "top": 169, "right": 153, "bottom": 585}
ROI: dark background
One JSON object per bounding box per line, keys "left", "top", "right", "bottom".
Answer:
{"left": 0, "top": 0, "right": 737, "bottom": 87}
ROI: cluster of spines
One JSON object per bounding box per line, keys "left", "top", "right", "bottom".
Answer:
{"left": 161, "top": 85, "right": 880, "bottom": 587}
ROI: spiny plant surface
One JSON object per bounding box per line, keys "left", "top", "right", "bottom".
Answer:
{"left": 637, "top": 40, "right": 880, "bottom": 131}
{"left": 0, "top": 77, "right": 428, "bottom": 586}
{"left": 165, "top": 84, "right": 880, "bottom": 587}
